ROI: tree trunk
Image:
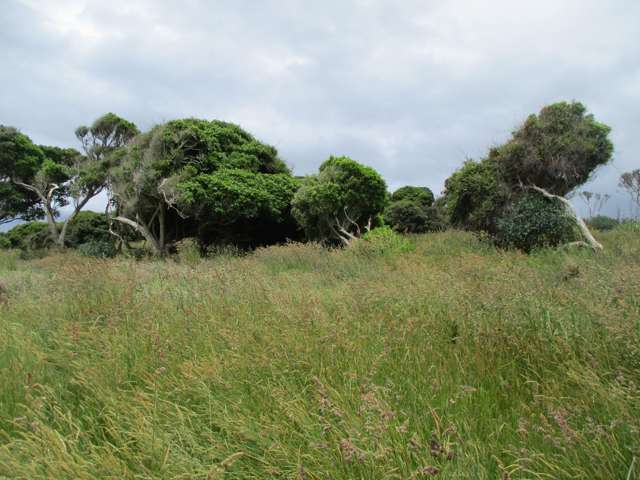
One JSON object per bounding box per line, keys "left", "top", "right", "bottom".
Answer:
{"left": 56, "top": 190, "right": 97, "bottom": 247}
{"left": 112, "top": 215, "right": 163, "bottom": 256}
{"left": 530, "top": 185, "right": 603, "bottom": 250}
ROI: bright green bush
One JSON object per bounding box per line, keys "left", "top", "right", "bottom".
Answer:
{"left": 443, "top": 158, "right": 508, "bottom": 233}
{"left": 292, "top": 156, "right": 387, "bottom": 243}
{"left": 496, "top": 193, "right": 577, "bottom": 252}
{"left": 389, "top": 186, "right": 434, "bottom": 207}
{"left": 3, "top": 221, "right": 52, "bottom": 251}
{"left": 351, "top": 225, "right": 414, "bottom": 257}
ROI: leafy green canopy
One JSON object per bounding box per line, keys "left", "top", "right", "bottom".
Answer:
{"left": 384, "top": 185, "right": 444, "bottom": 234}
{"left": 292, "top": 156, "right": 387, "bottom": 242}
{"left": 494, "top": 101, "right": 613, "bottom": 196}
{"left": 495, "top": 192, "right": 577, "bottom": 252}
{"left": 443, "top": 158, "right": 509, "bottom": 233}
{"left": 0, "top": 126, "right": 76, "bottom": 223}
{"left": 390, "top": 186, "right": 434, "bottom": 208}
{"left": 384, "top": 201, "right": 446, "bottom": 234}
{"left": 110, "top": 119, "right": 295, "bottom": 250}
{"left": 443, "top": 101, "right": 613, "bottom": 241}
{"left": 179, "top": 169, "right": 300, "bottom": 247}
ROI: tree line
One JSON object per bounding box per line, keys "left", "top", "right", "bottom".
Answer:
{"left": 1, "top": 101, "right": 637, "bottom": 256}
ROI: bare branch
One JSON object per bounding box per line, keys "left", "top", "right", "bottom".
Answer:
{"left": 529, "top": 185, "right": 603, "bottom": 250}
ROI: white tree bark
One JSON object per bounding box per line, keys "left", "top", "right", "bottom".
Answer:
{"left": 530, "top": 185, "right": 603, "bottom": 250}
{"left": 112, "top": 215, "right": 163, "bottom": 255}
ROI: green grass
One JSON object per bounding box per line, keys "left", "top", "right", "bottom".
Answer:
{"left": 0, "top": 229, "right": 639, "bottom": 479}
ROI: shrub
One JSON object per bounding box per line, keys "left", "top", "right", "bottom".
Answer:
{"left": 384, "top": 201, "right": 446, "bottom": 233}
{"left": 292, "top": 156, "right": 387, "bottom": 243}
{"left": 77, "top": 241, "right": 117, "bottom": 258}
{"left": 443, "top": 158, "right": 509, "bottom": 233}
{"left": 495, "top": 193, "right": 577, "bottom": 252}
{"left": 0, "top": 234, "right": 10, "bottom": 250}
{"left": 351, "top": 226, "right": 414, "bottom": 257}
{"left": 587, "top": 215, "right": 619, "bottom": 231}
{"left": 3, "top": 222, "right": 52, "bottom": 251}
{"left": 390, "top": 186, "right": 434, "bottom": 207}
{"left": 65, "top": 211, "right": 113, "bottom": 247}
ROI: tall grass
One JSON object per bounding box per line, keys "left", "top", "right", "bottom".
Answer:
{"left": 0, "top": 229, "right": 639, "bottom": 479}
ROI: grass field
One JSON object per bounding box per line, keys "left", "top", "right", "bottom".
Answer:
{"left": 0, "top": 229, "right": 639, "bottom": 479}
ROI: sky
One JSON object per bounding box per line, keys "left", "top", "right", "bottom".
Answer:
{"left": 1, "top": 0, "right": 639, "bottom": 228}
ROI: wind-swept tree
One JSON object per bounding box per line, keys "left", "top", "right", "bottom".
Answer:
{"left": 0, "top": 127, "right": 46, "bottom": 225}
{"left": 0, "top": 114, "right": 137, "bottom": 247}
{"left": 109, "top": 119, "right": 295, "bottom": 255}
{"left": 493, "top": 101, "right": 613, "bottom": 249}
{"left": 444, "top": 101, "right": 613, "bottom": 250}
{"left": 291, "top": 156, "right": 387, "bottom": 245}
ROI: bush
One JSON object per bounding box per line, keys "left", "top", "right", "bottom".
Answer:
{"left": 443, "top": 158, "right": 509, "bottom": 233}
{"left": 351, "top": 226, "right": 414, "bottom": 257}
{"left": 495, "top": 193, "right": 577, "bottom": 252}
{"left": 0, "top": 234, "right": 10, "bottom": 250}
{"left": 65, "top": 211, "right": 113, "bottom": 247}
{"left": 292, "top": 156, "right": 387, "bottom": 243}
{"left": 390, "top": 186, "right": 434, "bottom": 207}
{"left": 3, "top": 222, "right": 52, "bottom": 251}
{"left": 384, "top": 201, "right": 446, "bottom": 233}
{"left": 587, "top": 215, "right": 619, "bottom": 231}
{"left": 77, "top": 241, "right": 117, "bottom": 258}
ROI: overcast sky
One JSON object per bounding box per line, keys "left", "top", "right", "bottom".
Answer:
{"left": 1, "top": 0, "right": 639, "bottom": 223}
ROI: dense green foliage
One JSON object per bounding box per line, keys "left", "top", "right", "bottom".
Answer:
{"left": 0, "top": 213, "right": 123, "bottom": 251}
{"left": 76, "top": 240, "right": 117, "bottom": 258}
{"left": 110, "top": 119, "right": 295, "bottom": 253}
{"left": 292, "top": 156, "right": 387, "bottom": 242}
{"left": 0, "top": 229, "right": 638, "bottom": 478}
{"left": 389, "top": 185, "right": 434, "bottom": 207}
{"left": 444, "top": 102, "right": 613, "bottom": 251}
{"left": 494, "top": 102, "right": 613, "bottom": 196}
{"left": 0, "top": 126, "right": 62, "bottom": 224}
{"left": 443, "top": 158, "right": 509, "bottom": 233}
{"left": 495, "top": 192, "right": 578, "bottom": 252}
{"left": 385, "top": 186, "right": 445, "bottom": 233}
{"left": 1, "top": 221, "right": 51, "bottom": 250}
{"left": 179, "top": 169, "right": 301, "bottom": 247}
{"left": 588, "top": 215, "right": 620, "bottom": 231}
{"left": 1, "top": 114, "right": 138, "bottom": 246}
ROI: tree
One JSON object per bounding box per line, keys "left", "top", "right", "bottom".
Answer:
{"left": 384, "top": 186, "right": 444, "bottom": 233}
{"left": 495, "top": 101, "right": 613, "bottom": 196}
{"left": 444, "top": 101, "right": 613, "bottom": 250}
{"left": 619, "top": 169, "right": 640, "bottom": 217}
{"left": 443, "top": 157, "right": 509, "bottom": 233}
{"left": 109, "top": 119, "right": 293, "bottom": 255}
{"left": 390, "top": 186, "right": 434, "bottom": 208}
{"left": 494, "top": 102, "right": 613, "bottom": 250}
{"left": 291, "top": 156, "right": 387, "bottom": 245}
{"left": 178, "top": 169, "right": 300, "bottom": 248}
{"left": 1, "top": 126, "right": 47, "bottom": 225}
{"left": 0, "top": 114, "right": 138, "bottom": 247}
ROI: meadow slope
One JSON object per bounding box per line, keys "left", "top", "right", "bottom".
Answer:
{"left": 0, "top": 230, "right": 639, "bottom": 479}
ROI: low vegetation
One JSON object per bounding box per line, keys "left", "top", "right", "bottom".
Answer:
{"left": 0, "top": 227, "right": 639, "bottom": 479}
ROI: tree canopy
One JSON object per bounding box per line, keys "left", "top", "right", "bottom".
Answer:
{"left": 292, "top": 156, "right": 387, "bottom": 244}
{"left": 109, "top": 119, "right": 296, "bottom": 254}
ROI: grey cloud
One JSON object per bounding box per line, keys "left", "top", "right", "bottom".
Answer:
{"left": 1, "top": 0, "right": 639, "bottom": 222}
